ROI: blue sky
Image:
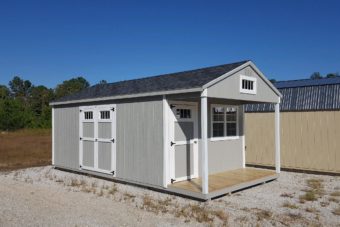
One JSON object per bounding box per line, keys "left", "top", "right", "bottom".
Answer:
{"left": 0, "top": 0, "right": 339, "bottom": 88}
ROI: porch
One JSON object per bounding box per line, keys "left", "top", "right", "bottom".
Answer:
{"left": 167, "top": 167, "right": 278, "bottom": 200}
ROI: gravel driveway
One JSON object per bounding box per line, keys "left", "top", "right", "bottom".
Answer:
{"left": 0, "top": 166, "right": 339, "bottom": 226}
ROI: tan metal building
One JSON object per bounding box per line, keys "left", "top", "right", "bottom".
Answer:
{"left": 245, "top": 77, "right": 340, "bottom": 174}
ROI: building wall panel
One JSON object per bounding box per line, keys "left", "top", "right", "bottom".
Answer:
{"left": 54, "top": 106, "right": 80, "bottom": 169}
{"left": 245, "top": 111, "right": 340, "bottom": 173}
{"left": 116, "top": 99, "right": 164, "bottom": 187}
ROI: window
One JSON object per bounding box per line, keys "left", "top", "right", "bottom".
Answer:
{"left": 100, "top": 111, "right": 110, "bottom": 119}
{"left": 240, "top": 75, "right": 256, "bottom": 94}
{"left": 84, "top": 111, "right": 93, "bottom": 120}
{"left": 176, "top": 109, "right": 191, "bottom": 119}
{"left": 211, "top": 105, "right": 238, "bottom": 138}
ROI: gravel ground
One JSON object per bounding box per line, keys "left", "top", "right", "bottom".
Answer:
{"left": 0, "top": 166, "right": 339, "bottom": 226}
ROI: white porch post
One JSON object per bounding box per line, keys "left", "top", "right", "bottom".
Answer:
{"left": 275, "top": 99, "right": 281, "bottom": 174}
{"left": 201, "top": 89, "right": 209, "bottom": 194}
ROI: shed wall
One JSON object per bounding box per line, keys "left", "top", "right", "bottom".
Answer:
{"left": 54, "top": 106, "right": 80, "bottom": 169}
{"left": 116, "top": 99, "right": 164, "bottom": 187}
{"left": 245, "top": 111, "right": 340, "bottom": 173}
{"left": 207, "top": 66, "right": 279, "bottom": 103}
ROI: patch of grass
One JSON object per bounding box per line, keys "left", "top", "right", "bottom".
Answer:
{"left": 299, "top": 178, "right": 325, "bottom": 203}
{"left": 212, "top": 210, "right": 229, "bottom": 224}
{"left": 0, "top": 129, "right": 51, "bottom": 171}
{"left": 299, "top": 191, "right": 318, "bottom": 203}
{"left": 282, "top": 201, "right": 299, "bottom": 209}
{"left": 328, "top": 197, "right": 339, "bottom": 203}
{"left": 123, "top": 192, "right": 136, "bottom": 201}
{"left": 306, "top": 178, "right": 323, "bottom": 190}
{"left": 332, "top": 207, "right": 340, "bottom": 216}
{"left": 286, "top": 212, "right": 303, "bottom": 219}
{"left": 305, "top": 207, "right": 319, "bottom": 213}
{"left": 281, "top": 192, "right": 294, "bottom": 198}
{"left": 255, "top": 209, "right": 272, "bottom": 221}
{"left": 188, "top": 204, "right": 214, "bottom": 223}
{"left": 142, "top": 195, "right": 168, "bottom": 214}
{"left": 108, "top": 184, "right": 118, "bottom": 196}
{"left": 330, "top": 191, "right": 340, "bottom": 197}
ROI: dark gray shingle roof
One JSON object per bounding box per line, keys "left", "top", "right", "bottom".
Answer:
{"left": 53, "top": 60, "right": 248, "bottom": 103}
{"left": 246, "top": 77, "right": 340, "bottom": 112}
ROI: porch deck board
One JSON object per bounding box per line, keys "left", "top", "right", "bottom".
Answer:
{"left": 168, "top": 168, "right": 276, "bottom": 194}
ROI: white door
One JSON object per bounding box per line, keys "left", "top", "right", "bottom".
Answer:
{"left": 79, "top": 104, "right": 116, "bottom": 175}
{"left": 169, "top": 102, "right": 198, "bottom": 183}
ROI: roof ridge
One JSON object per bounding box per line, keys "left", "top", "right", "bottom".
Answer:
{"left": 276, "top": 76, "right": 340, "bottom": 83}
{"left": 102, "top": 60, "right": 249, "bottom": 86}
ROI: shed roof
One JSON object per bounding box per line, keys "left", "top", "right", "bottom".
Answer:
{"left": 245, "top": 77, "right": 340, "bottom": 112}
{"left": 52, "top": 60, "right": 249, "bottom": 105}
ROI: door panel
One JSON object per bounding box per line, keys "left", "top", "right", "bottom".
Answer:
{"left": 98, "top": 142, "right": 112, "bottom": 171}
{"left": 83, "top": 122, "right": 94, "bottom": 138}
{"left": 98, "top": 122, "right": 112, "bottom": 139}
{"left": 175, "top": 144, "right": 194, "bottom": 178}
{"left": 175, "top": 122, "right": 194, "bottom": 141}
{"left": 83, "top": 141, "right": 95, "bottom": 167}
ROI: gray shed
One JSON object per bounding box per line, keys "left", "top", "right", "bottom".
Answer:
{"left": 50, "top": 60, "right": 282, "bottom": 200}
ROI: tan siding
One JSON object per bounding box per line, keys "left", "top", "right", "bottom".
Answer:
{"left": 245, "top": 111, "right": 340, "bottom": 173}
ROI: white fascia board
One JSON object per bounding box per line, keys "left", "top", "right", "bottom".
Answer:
{"left": 50, "top": 87, "right": 203, "bottom": 106}
{"left": 202, "top": 61, "right": 282, "bottom": 101}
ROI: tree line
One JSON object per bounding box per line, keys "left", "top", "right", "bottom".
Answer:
{"left": 0, "top": 76, "right": 90, "bottom": 130}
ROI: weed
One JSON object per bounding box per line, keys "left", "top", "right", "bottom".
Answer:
{"left": 123, "top": 192, "right": 136, "bottom": 201}
{"left": 282, "top": 201, "right": 299, "bottom": 209}
{"left": 212, "top": 210, "right": 229, "bottom": 223}
{"left": 281, "top": 192, "right": 294, "bottom": 198}
{"left": 299, "top": 191, "right": 317, "bottom": 203}
{"left": 142, "top": 195, "right": 168, "bottom": 214}
{"left": 306, "top": 178, "right": 323, "bottom": 189}
{"left": 108, "top": 184, "right": 118, "bottom": 196}
{"left": 286, "top": 212, "right": 303, "bottom": 219}
{"left": 254, "top": 209, "right": 272, "bottom": 221}
{"left": 305, "top": 207, "right": 319, "bottom": 213}
{"left": 330, "top": 191, "right": 340, "bottom": 197}
{"left": 328, "top": 197, "right": 339, "bottom": 203}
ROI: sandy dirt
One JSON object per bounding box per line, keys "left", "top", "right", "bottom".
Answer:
{"left": 0, "top": 166, "right": 339, "bottom": 226}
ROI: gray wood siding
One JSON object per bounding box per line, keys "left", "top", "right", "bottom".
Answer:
{"left": 116, "top": 99, "right": 164, "bottom": 187}
{"left": 207, "top": 66, "right": 279, "bottom": 103}
{"left": 54, "top": 106, "right": 80, "bottom": 169}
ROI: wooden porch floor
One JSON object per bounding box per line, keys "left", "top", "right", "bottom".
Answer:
{"left": 168, "top": 168, "right": 277, "bottom": 198}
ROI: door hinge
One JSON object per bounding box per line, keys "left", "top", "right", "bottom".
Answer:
{"left": 79, "top": 165, "right": 82, "bottom": 168}
{"left": 170, "top": 141, "right": 176, "bottom": 146}
{"left": 79, "top": 109, "right": 82, "bottom": 112}
{"left": 111, "top": 138, "right": 115, "bottom": 143}
{"left": 80, "top": 137, "right": 82, "bottom": 140}
{"left": 111, "top": 107, "right": 115, "bottom": 111}
{"left": 171, "top": 179, "right": 176, "bottom": 184}
{"left": 170, "top": 104, "right": 176, "bottom": 109}
{"left": 111, "top": 170, "right": 115, "bottom": 175}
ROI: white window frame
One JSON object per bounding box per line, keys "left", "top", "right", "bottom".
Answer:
{"left": 240, "top": 75, "right": 257, "bottom": 95}
{"left": 210, "top": 104, "right": 239, "bottom": 141}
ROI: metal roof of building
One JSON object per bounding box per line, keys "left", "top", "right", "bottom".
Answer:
{"left": 246, "top": 77, "right": 340, "bottom": 112}
{"left": 53, "top": 60, "right": 248, "bottom": 104}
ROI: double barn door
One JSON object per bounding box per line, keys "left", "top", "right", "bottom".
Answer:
{"left": 79, "top": 105, "right": 116, "bottom": 175}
